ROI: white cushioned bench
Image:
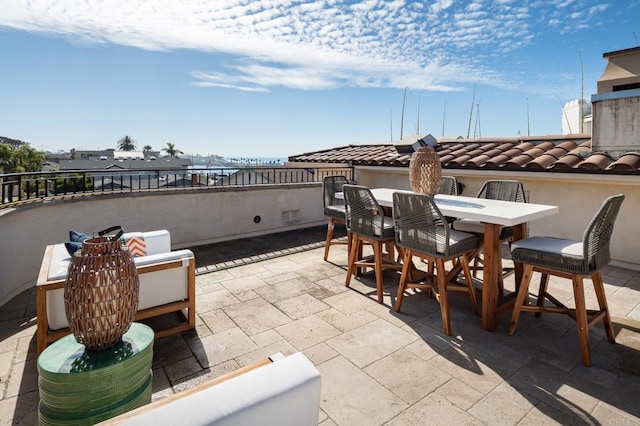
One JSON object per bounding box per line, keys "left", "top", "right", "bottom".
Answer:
{"left": 103, "top": 352, "right": 322, "bottom": 426}
{"left": 36, "top": 230, "right": 196, "bottom": 354}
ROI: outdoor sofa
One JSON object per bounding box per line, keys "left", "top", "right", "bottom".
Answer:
{"left": 36, "top": 229, "right": 196, "bottom": 354}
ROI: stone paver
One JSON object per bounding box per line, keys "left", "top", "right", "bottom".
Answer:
{"left": 189, "top": 327, "right": 258, "bottom": 367}
{"left": 276, "top": 315, "right": 341, "bottom": 350}
{"left": 275, "top": 293, "right": 331, "bottom": 320}
{"left": 222, "top": 297, "right": 292, "bottom": 336}
{"left": 364, "top": 348, "right": 451, "bottom": 404}
{"left": 318, "top": 355, "right": 408, "bottom": 426}
{"left": 326, "top": 318, "right": 417, "bottom": 368}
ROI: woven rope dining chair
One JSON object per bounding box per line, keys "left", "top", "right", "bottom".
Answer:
{"left": 453, "top": 179, "right": 526, "bottom": 292}
{"left": 343, "top": 185, "right": 403, "bottom": 304}
{"left": 393, "top": 192, "right": 480, "bottom": 335}
{"left": 439, "top": 176, "right": 459, "bottom": 196}
{"left": 507, "top": 194, "right": 624, "bottom": 367}
{"left": 322, "top": 175, "right": 349, "bottom": 261}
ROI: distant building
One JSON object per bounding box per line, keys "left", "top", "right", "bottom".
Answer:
{"left": 69, "top": 149, "right": 160, "bottom": 161}
{"left": 592, "top": 46, "right": 640, "bottom": 155}
{"left": 53, "top": 149, "right": 191, "bottom": 170}
{"left": 561, "top": 99, "right": 592, "bottom": 135}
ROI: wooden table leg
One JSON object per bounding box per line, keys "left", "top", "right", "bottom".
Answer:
{"left": 482, "top": 223, "right": 500, "bottom": 331}
{"left": 512, "top": 223, "right": 527, "bottom": 290}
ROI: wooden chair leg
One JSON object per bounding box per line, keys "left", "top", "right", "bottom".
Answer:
{"left": 395, "top": 250, "right": 413, "bottom": 312}
{"left": 535, "top": 273, "right": 549, "bottom": 318}
{"left": 459, "top": 254, "right": 480, "bottom": 316}
{"left": 373, "top": 241, "right": 384, "bottom": 303}
{"left": 592, "top": 272, "right": 616, "bottom": 343}
{"left": 472, "top": 250, "right": 480, "bottom": 278}
{"left": 435, "top": 258, "right": 452, "bottom": 335}
{"left": 345, "top": 236, "right": 361, "bottom": 287}
{"left": 323, "top": 218, "right": 336, "bottom": 261}
{"left": 572, "top": 274, "right": 591, "bottom": 367}
{"left": 508, "top": 264, "right": 534, "bottom": 335}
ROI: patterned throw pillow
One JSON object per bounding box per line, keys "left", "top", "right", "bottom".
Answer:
{"left": 122, "top": 235, "right": 147, "bottom": 257}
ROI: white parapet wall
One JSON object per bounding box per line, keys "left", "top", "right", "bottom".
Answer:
{"left": 0, "top": 183, "right": 325, "bottom": 307}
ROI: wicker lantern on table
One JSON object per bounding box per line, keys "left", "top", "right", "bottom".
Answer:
{"left": 64, "top": 236, "right": 139, "bottom": 350}
{"left": 409, "top": 146, "right": 442, "bottom": 196}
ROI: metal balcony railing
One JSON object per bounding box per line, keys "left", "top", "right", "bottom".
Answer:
{"left": 0, "top": 166, "right": 354, "bottom": 208}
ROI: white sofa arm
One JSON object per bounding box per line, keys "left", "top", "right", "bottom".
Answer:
{"left": 109, "top": 353, "right": 321, "bottom": 426}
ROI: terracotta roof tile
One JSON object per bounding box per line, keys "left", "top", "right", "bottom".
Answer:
{"left": 551, "top": 153, "right": 584, "bottom": 169}
{"left": 579, "top": 153, "right": 614, "bottom": 170}
{"left": 288, "top": 135, "right": 640, "bottom": 175}
{"left": 609, "top": 153, "right": 640, "bottom": 170}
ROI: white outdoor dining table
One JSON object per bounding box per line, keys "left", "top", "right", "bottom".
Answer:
{"left": 338, "top": 188, "right": 559, "bottom": 331}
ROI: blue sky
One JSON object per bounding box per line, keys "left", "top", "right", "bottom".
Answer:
{"left": 1, "top": 0, "right": 639, "bottom": 158}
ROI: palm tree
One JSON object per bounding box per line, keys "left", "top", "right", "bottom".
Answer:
{"left": 143, "top": 145, "right": 152, "bottom": 152}
{"left": 117, "top": 136, "right": 136, "bottom": 151}
{"left": 162, "top": 142, "right": 183, "bottom": 158}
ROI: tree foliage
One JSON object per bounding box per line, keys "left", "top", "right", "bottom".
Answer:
{"left": 117, "top": 135, "right": 136, "bottom": 151}
{"left": 0, "top": 137, "right": 45, "bottom": 173}
{"left": 162, "top": 142, "right": 183, "bottom": 158}
{"left": 143, "top": 145, "right": 153, "bottom": 152}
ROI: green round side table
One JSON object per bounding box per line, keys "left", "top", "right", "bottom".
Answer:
{"left": 37, "top": 322, "right": 154, "bottom": 426}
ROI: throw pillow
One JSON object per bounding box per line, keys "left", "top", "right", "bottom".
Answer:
{"left": 64, "top": 241, "right": 83, "bottom": 256}
{"left": 122, "top": 234, "right": 147, "bottom": 257}
{"left": 65, "top": 230, "right": 91, "bottom": 256}
{"left": 69, "top": 230, "right": 91, "bottom": 243}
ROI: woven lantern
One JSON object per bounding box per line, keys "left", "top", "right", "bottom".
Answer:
{"left": 64, "top": 236, "right": 139, "bottom": 350}
{"left": 409, "top": 146, "right": 442, "bottom": 196}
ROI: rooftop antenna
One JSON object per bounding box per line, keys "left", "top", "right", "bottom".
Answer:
{"left": 441, "top": 100, "right": 447, "bottom": 137}
{"left": 634, "top": 32, "right": 639, "bottom": 46}
{"left": 466, "top": 82, "right": 476, "bottom": 138}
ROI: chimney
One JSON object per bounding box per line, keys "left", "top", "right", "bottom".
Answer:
{"left": 591, "top": 47, "right": 640, "bottom": 155}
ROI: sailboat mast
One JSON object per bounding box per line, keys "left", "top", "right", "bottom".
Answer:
{"left": 400, "top": 87, "right": 407, "bottom": 140}
{"left": 466, "top": 82, "right": 476, "bottom": 138}
{"left": 441, "top": 100, "right": 447, "bottom": 137}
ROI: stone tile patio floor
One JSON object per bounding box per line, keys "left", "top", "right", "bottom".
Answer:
{"left": 2, "top": 225, "right": 640, "bottom": 425}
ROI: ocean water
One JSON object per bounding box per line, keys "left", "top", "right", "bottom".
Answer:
{"left": 224, "top": 156, "right": 284, "bottom": 165}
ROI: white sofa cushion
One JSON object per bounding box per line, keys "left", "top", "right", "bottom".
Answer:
{"left": 48, "top": 230, "right": 173, "bottom": 281}
{"left": 119, "top": 352, "right": 321, "bottom": 426}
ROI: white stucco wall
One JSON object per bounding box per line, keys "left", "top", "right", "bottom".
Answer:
{"left": 0, "top": 184, "right": 325, "bottom": 307}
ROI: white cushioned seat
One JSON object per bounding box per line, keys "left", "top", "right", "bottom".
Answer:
{"left": 511, "top": 236, "right": 583, "bottom": 258}
{"left": 115, "top": 352, "right": 321, "bottom": 426}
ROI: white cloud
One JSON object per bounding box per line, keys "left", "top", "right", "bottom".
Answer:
{"left": 0, "top": 0, "right": 609, "bottom": 93}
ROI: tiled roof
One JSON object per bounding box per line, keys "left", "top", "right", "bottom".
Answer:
{"left": 288, "top": 135, "right": 640, "bottom": 174}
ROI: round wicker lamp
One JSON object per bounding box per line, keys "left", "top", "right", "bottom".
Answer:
{"left": 64, "top": 236, "right": 139, "bottom": 350}
{"left": 409, "top": 146, "right": 442, "bottom": 196}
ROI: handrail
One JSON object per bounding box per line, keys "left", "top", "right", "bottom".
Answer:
{"left": 0, "top": 166, "right": 354, "bottom": 208}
